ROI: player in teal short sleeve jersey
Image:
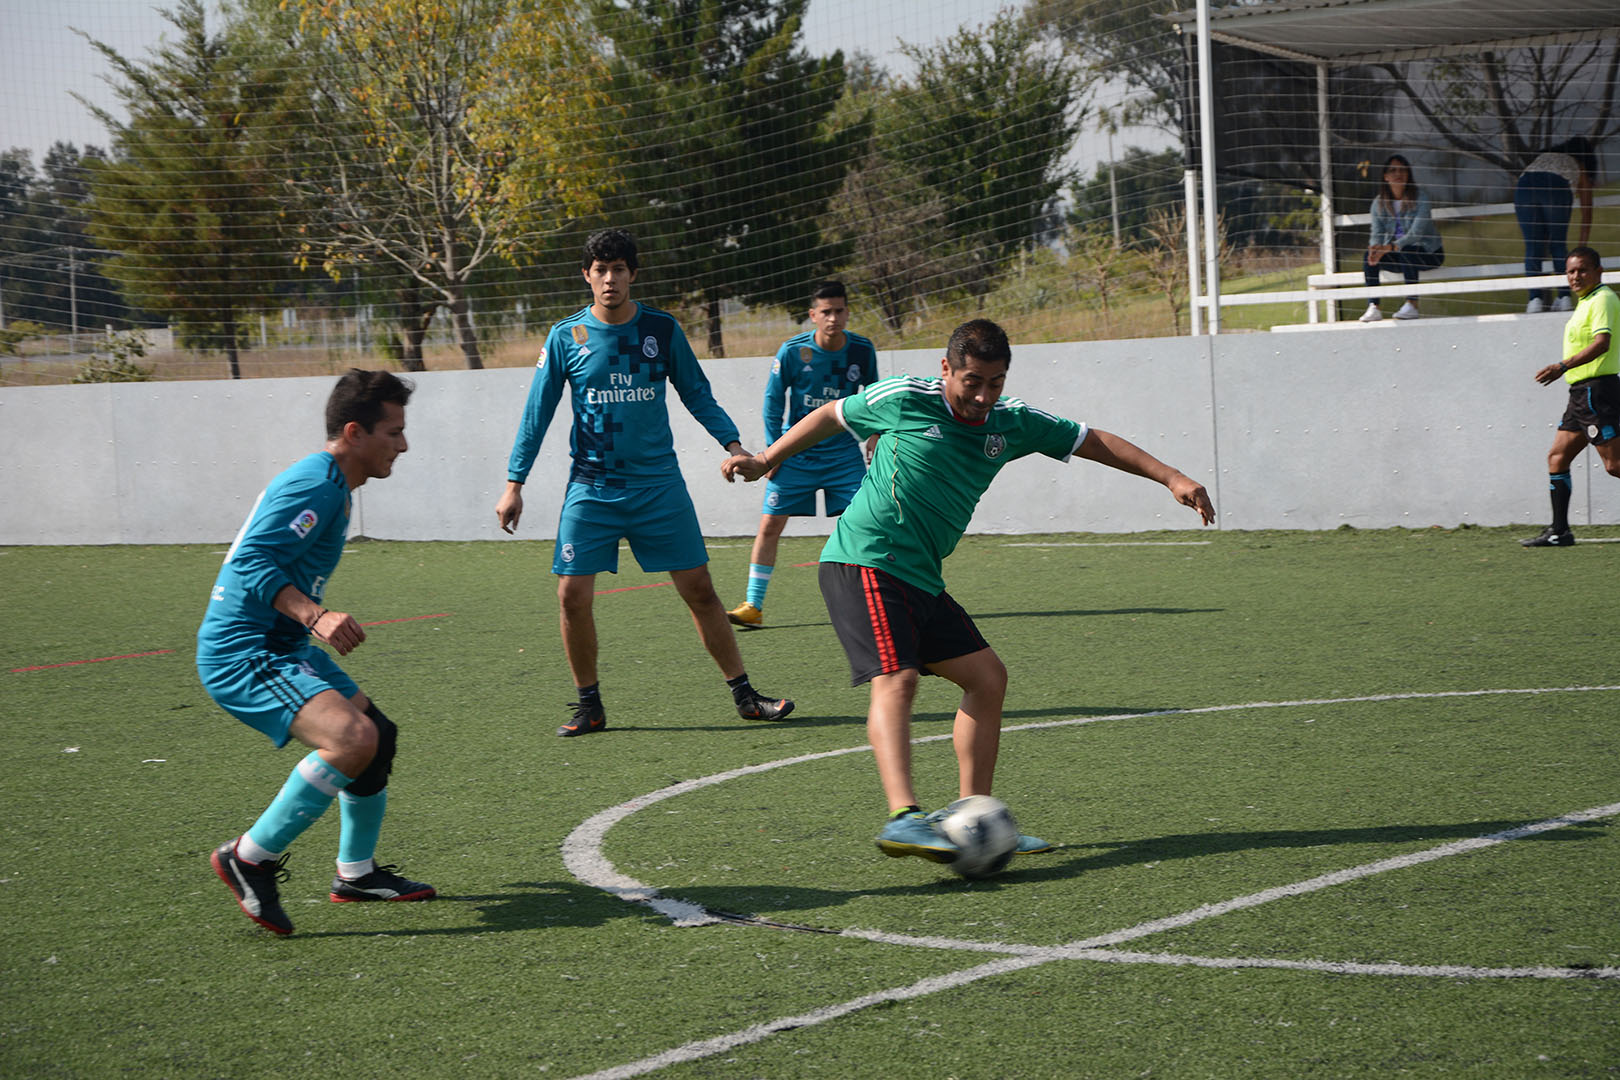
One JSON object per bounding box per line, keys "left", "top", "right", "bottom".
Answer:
{"left": 199, "top": 369, "right": 434, "bottom": 935}
{"left": 728, "top": 281, "right": 878, "bottom": 628}
{"left": 725, "top": 319, "right": 1215, "bottom": 866}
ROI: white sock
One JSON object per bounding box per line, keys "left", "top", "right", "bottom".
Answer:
{"left": 336, "top": 857, "right": 375, "bottom": 880}
{"left": 236, "top": 834, "right": 279, "bottom": 865}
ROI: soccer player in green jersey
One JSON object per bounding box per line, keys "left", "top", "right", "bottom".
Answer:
{"left": 1521, "top": 247, "right": 1620, "bottom": 547}
{"left": 723, "top": 319, "right": 1214, "bottom": 864}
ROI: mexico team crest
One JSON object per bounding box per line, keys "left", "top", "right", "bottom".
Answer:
{"left": 984, "top": 434, "right": 1006, "bottom": 459}
{"left": 571, "top": 325, "right": 588, "bottom": 345}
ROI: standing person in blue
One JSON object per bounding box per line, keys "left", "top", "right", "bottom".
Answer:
{"left": 728, "top": 281, "right": 879, "bottom": 628}
{"left": 496, "top": 228, "right": 794, "bottom": 735}
{"left": 1357, "top": 154, "right": 1444, "bottom": 323}
{"left": 723, "top": 319, "right": 1214, "bottom": 863}
{"left": 1515, "top": 137, "right": 1597, "bottom": 314}
{"left": 1520, "top": 247, "right": 1620, "bottom": 547}
{"left": 200, "top": 369, "right": 434, "bottom": 936}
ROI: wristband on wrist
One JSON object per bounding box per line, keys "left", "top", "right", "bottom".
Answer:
{"left": 307, "top": 608, "right": 329, "bottom": 631}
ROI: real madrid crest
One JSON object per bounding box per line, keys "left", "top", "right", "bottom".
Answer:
{"left": 984, "top": 433, "right": 1006, "bottom": 459}
{"left": 642, "top": 335, "right": 658, "bottom": 358}
{"left": 571, "top": 325, "right": 588, "bottom": 345}
{"left": 846, "top": 363, "right": 862, "bottom": 383}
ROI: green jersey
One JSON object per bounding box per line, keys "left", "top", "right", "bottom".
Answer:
{"left": 821, "top": 374, "right": 1086, "bottom": 593}
{"left": 1563, "top": 283, "right": 1619, "bottom": 382}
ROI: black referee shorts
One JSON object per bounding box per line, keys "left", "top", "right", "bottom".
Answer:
{"left": 1558, "top": 374, "right": 1620, "bottom": 444}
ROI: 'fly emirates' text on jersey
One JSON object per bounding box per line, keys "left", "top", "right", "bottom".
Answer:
{"left": 506, "top": 303, "right": 740, "bottom": 489}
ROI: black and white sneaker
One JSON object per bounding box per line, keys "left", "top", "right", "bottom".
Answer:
{"left": 1519, "top": 526, "right": 1575, "bottom": 548}
{"left": 329, "top": 864, "right": 436, "bottom": 903}
{"left": 736, "top": 688, "right": 795, "bottom": 722}
{"left": 211, "top": 840, "right": 293, "bottom": 935}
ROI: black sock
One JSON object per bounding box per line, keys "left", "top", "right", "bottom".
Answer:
{"left": 577, "top": 682, "right": 601, "bottom": 707}
{"left": 1550, "top": 473, "right": 1572, "bottom": 532}
{"left": 726, "top": 673, "right": 752, "bottom": 704}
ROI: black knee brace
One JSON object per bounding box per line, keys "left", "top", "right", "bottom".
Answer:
{"left": 348, "top": 702, "right": 398, "bottom": 797}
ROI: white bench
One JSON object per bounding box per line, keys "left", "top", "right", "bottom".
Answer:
{"left": 1192, "top": 270, "right": 1620, "bottom": 325}
{"left": 1305, "top": 261, "right": 1541, "bottom": 323}
{"left": 1294, "top": 193, "right": 1620, "bottom": 323}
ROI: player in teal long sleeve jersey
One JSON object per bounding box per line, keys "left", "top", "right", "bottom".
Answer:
{"left": 199, "top": 370, "right": 434, "bottom": 935}
{"left": 725, "top": 320, "right": 1214, "bottom": 866}
{"left": 496, "top": 229, "right": 794, "bottom": 735}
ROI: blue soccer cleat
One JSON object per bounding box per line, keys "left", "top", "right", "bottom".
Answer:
{"left": 876, "top": 809, "right": 959, "bottom": 864}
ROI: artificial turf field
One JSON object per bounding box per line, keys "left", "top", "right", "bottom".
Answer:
{"left": 2, "top": 527, "right": 1616, "bottom": 1078}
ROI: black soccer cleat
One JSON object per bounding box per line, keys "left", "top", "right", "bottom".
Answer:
{"left": 558, "top": 699, "right": 606, "bottom": 737}
{"left": 1519, "top": 526, "right": 1575, "bottom": 548}
{"left": 329, "top": 864, "right": 436, "bottom": 903}
{"left": 736, "top": 689, "right": 795, "bottom": 722}
{"left": 211, "top": 840, "right": 294, "bottom": 936}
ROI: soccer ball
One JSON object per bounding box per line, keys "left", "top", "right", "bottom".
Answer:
{"left": 936, "top": 795, "right": 1020, "bottom": 879}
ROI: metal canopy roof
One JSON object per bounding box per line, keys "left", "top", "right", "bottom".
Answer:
{"left": 1165, "top": 0, "right": 1620, "bottom": 66}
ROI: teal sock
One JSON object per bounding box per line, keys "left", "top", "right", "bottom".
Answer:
{"left": 337, "top": 788, "right": 388, "bottom": 865}
{"left": 746, "top": 563, "right": 773, "bottom": 609}
{"left": 246, "top": 751, "right": 352, "bottom": 855}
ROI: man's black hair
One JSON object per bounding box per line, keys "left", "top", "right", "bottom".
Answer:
{"left": 326, "top": 369, "right": 413, "bottom": 439}
{"left": 582, "top": 228, "right": 639, "bottom": 272}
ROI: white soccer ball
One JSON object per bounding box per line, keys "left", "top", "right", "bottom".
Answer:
{"left": 936, "top": 795, "right": 1020, "bottom": 879}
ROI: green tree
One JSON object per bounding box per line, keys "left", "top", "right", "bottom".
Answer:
{"left": 590, "top": 0, "right": 861, "bottom": 356}
{"left": 1, "top": 145, "right": 127, "bottom": 334}
{"left": 81, "top": 0, "right": 289, "bottom": 378}
{"left": 885, "top": 10, "right": 1089, "bottom": 301}
{"left": 264, "top": 0, "right": 614, "bottom": 370}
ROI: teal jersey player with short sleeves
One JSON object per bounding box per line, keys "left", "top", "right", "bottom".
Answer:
{"left": 507, "top": 302, "right": 740, "bottom": 489}
{"left": 765, "top": 329, "right": 878, "bottom": 467}
{"left": 197, "top": 451, "right": 351, "bottom": 663}
{"left": 822, "top": 375, "right": 1087, "bottom": 594}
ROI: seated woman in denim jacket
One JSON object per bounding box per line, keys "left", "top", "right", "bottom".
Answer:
{"left": 1359, "top": 155, "right": 1445, "bottom": 322}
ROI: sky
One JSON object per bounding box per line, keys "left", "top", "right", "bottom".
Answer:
{"left": 0, "top": 0, "right": 1035, "bottom": 164}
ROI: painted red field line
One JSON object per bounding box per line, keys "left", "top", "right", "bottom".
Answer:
{"left": 595, "top": 582, "right": 674, "bottom": 595}
{"left": 10, "top": 649, "right": 175, "bottom": 674}
{"left": 791, "top": 562, "right": 818, "bottom": 568}
{"left": 359, "top": 612, "right": 453, "bottom": 626}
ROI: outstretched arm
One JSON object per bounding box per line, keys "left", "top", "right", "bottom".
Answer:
{"left": 1076, "top": 428, "right": 1215, "bottom": 525}
{"left": 723, "top": 400, "right": 846, "bottom": 482}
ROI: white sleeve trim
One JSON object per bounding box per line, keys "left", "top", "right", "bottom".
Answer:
{"left": 1061, "top": 422, "right": 1090, "bottom": 463}
{"left": 833, "top": 397, "right": 855, "bottom": 433}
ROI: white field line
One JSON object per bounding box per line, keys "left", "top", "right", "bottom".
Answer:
{"left": 1000, "top": 540, "right": 1212, "bottom": 547}
{"left": 562, "top": 686, "right": 1620, "bottom": 925}
{"left": 567, "top": 799, "right": 1620, "bottom": 1080}
{"left": 559, "top": 686, "right": 1620, "bottom": 1079}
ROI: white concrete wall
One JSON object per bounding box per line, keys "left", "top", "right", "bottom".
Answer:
{"left": 2, "top": 318, "right": 1614, "bottom": 545}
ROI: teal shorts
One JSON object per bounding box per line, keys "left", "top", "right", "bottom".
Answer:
{"left": 554, "top": 479, "right": 708, "bottom": 575}
{"left": 762, "top": 451, "right": 866, "bottom": 517}
{"left": 197, "top": 646, "right": 358, "bottom": 748}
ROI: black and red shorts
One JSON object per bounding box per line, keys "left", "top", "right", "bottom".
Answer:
{"left": 818, "top": 562, "right": 990, "bottom": 686}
